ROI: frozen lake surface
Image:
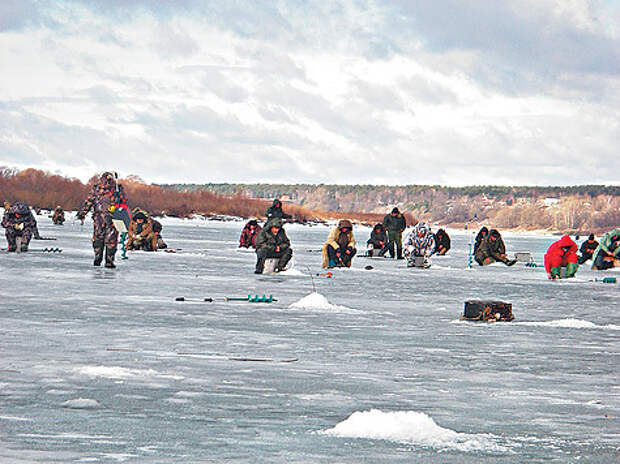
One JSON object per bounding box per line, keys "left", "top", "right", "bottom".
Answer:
{"left": 1, "top": 215, "right": 619, "bottom": 463}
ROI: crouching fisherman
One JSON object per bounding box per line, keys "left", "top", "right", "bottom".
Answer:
{"left": 239, "top": 220, "right": 262, "bottom": 248}
{"left": 578, "top": 234, "right": 598, "bottom": 264}
{"left": 52, "top": 206, "right": 65, "bottom": 225}
{"left": 126, "top": 208, "right": 158, "bottom": 251}
{"left": 591, "top": 229, "right": 620, "bottom": 270}
{"left": 254, "top": 219, "right": 292, "bottom": 274}
{"left": 322, "top": 219, "right": 356, "bottom": 268}
{"left": 544, "top": 235, "right": 578, "bottom": 279}
{"left": 366, "top": 223, "right": 387, "bottom": 256}
{"left": 474, "top": 229, "right": 517, "bottom": 266}
{"left": 433, "top": 228, "right": 451, "bottom": 255}
{"left": 151, "top": 218, "right": 167, "bottom": 249}
{"left": 77, "top": 172, "right": 128, "bottom": 268}
{"left": 2, "top": 202, "right": 39, "bottom": 251}
{"left": 403, "top": 222, "right": 435, "bottom": 267}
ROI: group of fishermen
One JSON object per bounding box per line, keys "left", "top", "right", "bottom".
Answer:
{"left": 240, "top": 203, "right": 452, "bottom": 273}
{"left": 2, "top": 172, "right": 167, "bottom": 267}
{"left": 3, "top": 184, "right": 619, "bottom": 278}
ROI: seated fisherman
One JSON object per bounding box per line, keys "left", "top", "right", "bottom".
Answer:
{"left": 578, "top": 234, "right": 598, "bottom": 264}
{"left": 473, "top": 227, "right": 488, "bottom": 255}
{"left": 403, "top": 222, "right": 435, "bottom": 266}
{"left": 254, "top": 218, "right": 292, "bottom": 274}
{"left": 592, "top": 229, "right": 620, "bottom": 270}
{"left": 322, "top": 219, "right": 356, "bottom": 268}
{"left": 126, "top": 208, "right": 158, "bottom": 251}
{"left": 1, "top": 201, "right": 39, "bottom": 252}
{"left": 544, "top": 235, "right": 579, "bottom": 279}
{"left": 151, "top": 218, "right": 167, "bottom": 249}
{"left": 366, "top": 223, "right": 387, "bottom": 256}
{"left": 433, "top": 228, "right": 451, "bottom": 255}
{"left": 52, "top": 206, "right": 65, "bottom": 225}
{"left": 239, "top": 219, "right": 262, "bottom": 248}
{"left": 474, "top": 228, "right": 517, "bottom": 266}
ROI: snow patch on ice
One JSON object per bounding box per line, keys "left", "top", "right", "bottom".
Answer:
{"left": 318, "top": 409, "right": 508, "bottom": 453}
{"left": 76, "top": 366, "right": 184, "bottom": 380}
{"left": 516, "top": 319, "right": 620, "bottom": 330}
{"left": 0, "top": 415, "right": 33, "bottom": 422}
{"left": 288, "top": 292, "right": 360, "bottom": 313}
{"left": 62, "top": 398, "right": 101, "bottom": 409}
{"left": 277, "top": 268, "right": 304, "bottom": 276}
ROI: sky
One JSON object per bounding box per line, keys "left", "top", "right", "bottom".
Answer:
{"left": 0, "top": 0, "right": 619, "bottom": 186}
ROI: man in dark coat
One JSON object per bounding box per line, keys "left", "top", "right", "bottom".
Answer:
{"left": 2, "top": 202, "right": 39, "bottom": 252}
{"left": 254, "top": 218, "right": 293, "bottom": 274}
{"left": 473, "top": 227, "right": 488, "bottom": 255}
{"left": 151, "top": 218, "right": 167, "bottom": 249}
{"left": 52, "top": 206, "right": 65, "bottom": 225}
{"left": 265, "top": 199, "right": 292, "bottom": 223}
{"left": 474, "top": 229, "right": 516, "bottom": 266}
{"left": 367, "top": 223, "right": 387, "bottom": 256}
{"left": 382, "top": 207, "right": 406, "bottom": 259}
{"left": 77, "top": 172, "right": 128, "bottom": 268}
{"left": 577, "top": 234, "right": 598, "bottom": 265}
{"left": 433, "top": 228, "right": 451, "bottom": 255}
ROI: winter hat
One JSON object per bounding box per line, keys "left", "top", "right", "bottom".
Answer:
{"left": 391, "top": 207, "right": 399, "bottom": 214}
{"left": 588, "top": 234, "right": 595, "bottom": 241}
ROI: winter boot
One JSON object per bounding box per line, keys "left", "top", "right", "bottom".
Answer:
{"left": 104, "top": 246, "right": 117, "bottom": 269}
{"left": 93, "top": 240, "right": 104, "bottom": 266}
{"left": 565, "top": 262, "right": 578, "bottom": 278}
{"left": 254, "top": 258, "right": 265, "bottom": 274}
{"left": 328, "top": 259, "right": 336, "bottom": 268}
{"left": 550, "top": 266, "right": 561, "bottom": 280}
{"left": 505, "top": 258, "right": 517, "bottom": 266}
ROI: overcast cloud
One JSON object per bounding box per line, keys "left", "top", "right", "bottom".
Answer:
{"left": 0, "top": 0, "right": 618, "bottom": 185}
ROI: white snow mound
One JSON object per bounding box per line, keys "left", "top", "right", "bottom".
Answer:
{"left": 318, "top": 409, "right": 507, "bottom": 453}
{"left": 76, "top": 366, "right": 183, "bottom": 380}
{"left": 288, "top": 292, "right": 359, "bottom": 313}
{"left": 62, "top": 398, "right": 101, "bottom": 409}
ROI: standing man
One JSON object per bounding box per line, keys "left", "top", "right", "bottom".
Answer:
{"left": 265, "top": 199, "right": 292, "bottom": 223}
{"left": 382, "top": 207, "right": 406, "bottom": 259}
{"left": 77, "top": 172, "right": 128, "bottom": 268}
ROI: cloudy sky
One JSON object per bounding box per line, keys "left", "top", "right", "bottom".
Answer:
{"left": 1, "top": 0, "right": 618, "bottom": 186}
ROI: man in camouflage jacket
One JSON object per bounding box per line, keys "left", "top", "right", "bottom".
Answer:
{"left": 254, "top": 218, "right": 292, "bottom": 273}
{"left": 2, "top": 202, "right": 39, "bottom": 251}
{"left": 77, "top": 172, "right": 128, "bottom": 268}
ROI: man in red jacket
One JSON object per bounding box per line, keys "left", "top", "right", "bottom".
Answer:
{"left": 544, "top": 235, "right": 578, "bottom": 280}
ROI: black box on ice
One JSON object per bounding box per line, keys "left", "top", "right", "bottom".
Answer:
{"left": 461, "top": 300, "right": 514, "bottom": 322}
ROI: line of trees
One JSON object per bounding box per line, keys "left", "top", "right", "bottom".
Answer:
{"left": 0, "top": 168, "right": 386, "bottom": 224}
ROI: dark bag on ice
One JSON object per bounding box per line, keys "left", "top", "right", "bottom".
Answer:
{"left": 462, "top": 300, "right": 514, "bottom": 322}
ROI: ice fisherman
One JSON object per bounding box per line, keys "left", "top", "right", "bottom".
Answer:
{"left": 366, "top": 223, "right": 387, "bottom": 256}
{"left": 126, "top": 208, "right": 158, "bottom": 251}
{"left": 77, "top": 172, "right": 128, "bottom": 268}
{"left": 52, "top": 206, "right": 65, "bottom": 225}
{"left": 239, "top": 219, "right": 262, "bottom": 248}
{"left": 151, "top": 218, "right": 167, "bottom": 249}
{"left": 382, "top": 207, "right": 406, "bottom": 259}
{"left": 473, "top": 226, "right": 488, "bottom": 256}
{"left": 254, "top": 218, "right": 292, "bottom": 274}
{"left": 544, "top": 235, "right": 578, "bottom": 279}
{"left": 265, "top": 199, "right": 292, "bottom": 223}
{"left": 433, "top": 228, "right": 451, "bottom": 255}
{"left": 577, "top": 234, "right": 598, "bottom": 265}
{"left": 1, "top": 201, "right": 40, "bottom": 252}
{"left": 403, "top": 222, "right": 435, "bottom": 266}
{"left": 474, "top": 229, "right": 517, "bottom": 266}
{"left": 591, "top": 229, "right": 620, "bottom": 270}
{"left": 322, "top": 219, "right": 356, "bottom": 268}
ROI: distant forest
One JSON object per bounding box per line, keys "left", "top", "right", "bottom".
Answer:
{"left": 162, "top": 183, "right": 620, "bottom": 233}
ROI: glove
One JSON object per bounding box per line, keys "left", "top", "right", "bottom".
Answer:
{"left": 335, "top": 251, "right": 341, "bottom": 257}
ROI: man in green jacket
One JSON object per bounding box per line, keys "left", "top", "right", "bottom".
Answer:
{"left": 592, "top": 228, "right": 620, "bottom": 270}
{"left": 382, "top": 207, "right": 406, "bottom": 259}
{"left": 254, "top": 219, "right": 293, "bottom": 274}
{"left": 474, "top": 229, "right": 517, "bottom": 266}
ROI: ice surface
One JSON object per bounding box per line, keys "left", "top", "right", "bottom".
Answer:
{"left": 1, "top": 216, "right": 619, "bottom": 463}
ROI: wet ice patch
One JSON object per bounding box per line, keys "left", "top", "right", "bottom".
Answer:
{"left": 318, "top": 409, "right": 508, "bottom": 453}
{"left": 288, "top": 292, "right": 359, "bottom": 313}
{"left": 516, "top": 319, "right": 620, "bottom": 330}
{"left": 76, "top": 366, "right": 183, "bottom": 380}
{"left": 62, "top": 398, "right": 101, "bottom": 409}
